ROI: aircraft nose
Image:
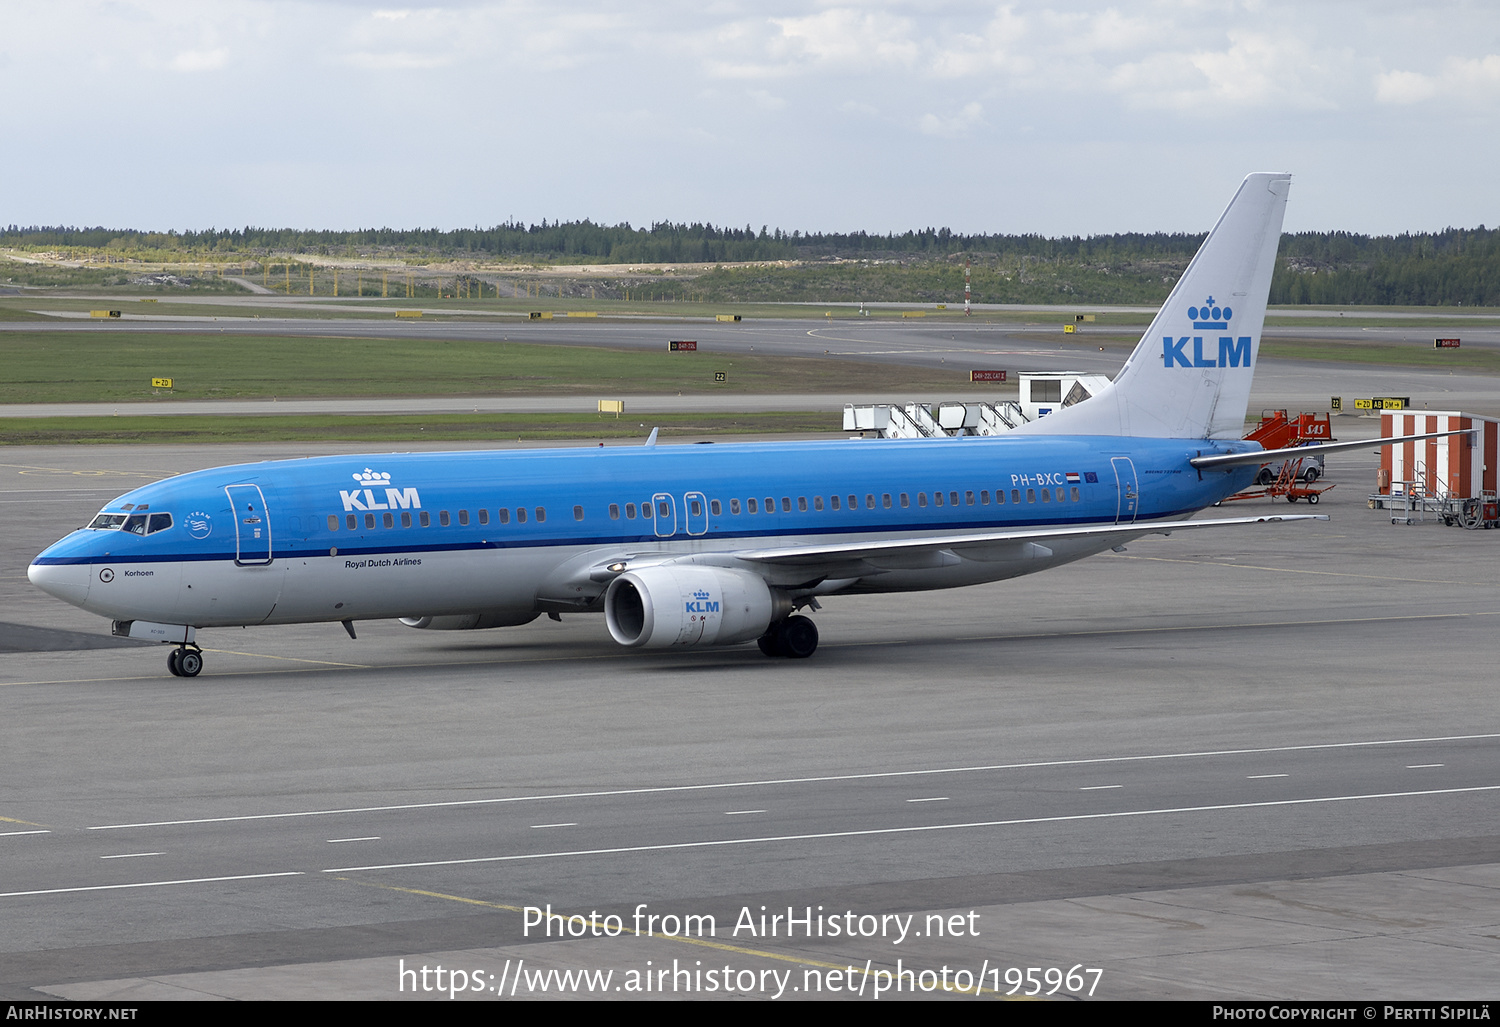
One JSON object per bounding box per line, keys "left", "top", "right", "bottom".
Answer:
{"left": 28, "top": 558, "right": 92, "bottom": 608}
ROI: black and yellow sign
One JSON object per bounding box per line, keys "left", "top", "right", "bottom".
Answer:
{"left": 151, "top": 378, "right": 173, "bottom": 389}
{"left": 1354, "top": 399, "right": 1374, "bottom": 410}
{"left": 1330, "top": 397, "right": 1342, "bottom": 411}
{"left": 714, "top": 371, "right": 726, "bottom": 383}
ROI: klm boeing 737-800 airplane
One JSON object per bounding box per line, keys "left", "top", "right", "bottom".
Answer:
{"left": 27, "top": 174, "right": 1454, "bottom": 677}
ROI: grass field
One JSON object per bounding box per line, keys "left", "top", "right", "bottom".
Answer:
{"left": 0, "top": 294, "right": 1131, "bottom": 325}
{"left": 0, "top": 331, "right": 970, "bottom": 404}
{"left": 1260, "top": 337, "right": 1500, "bottom": 373}
{"left": 3, "top": 302, "right": 1496, "bottom": 444}
{"left": 0, "top": 411, "right": 836, "bottom": 445}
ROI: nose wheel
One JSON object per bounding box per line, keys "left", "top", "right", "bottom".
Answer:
{"left": 167, "top": 646, "right": 203, "bottom": 678}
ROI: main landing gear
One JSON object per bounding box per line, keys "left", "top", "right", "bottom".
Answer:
{"left": 757, "top": 615, "right": 819, "bottom": 659}
{"left": 167, "top": 646, "right": 203, "bottom": 678}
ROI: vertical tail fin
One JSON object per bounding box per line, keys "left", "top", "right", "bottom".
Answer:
{"left": 1016, "top": 172, "right": 1291, "bottom": 439}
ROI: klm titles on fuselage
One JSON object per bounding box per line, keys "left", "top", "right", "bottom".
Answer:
{"left": 338, "top": 469, "right": 421, "bottom": 513}
{"left": 1163, "top": 297, "right": 1251, "bottom": 369}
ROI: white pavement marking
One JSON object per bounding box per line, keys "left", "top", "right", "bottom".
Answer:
{"left": 86, "top": 733, "right": 1500, "bottom": 831}
{"left": 0, "top": 872, "right": 303, "bottom": 898}
{"left": 323, "top": 784, "right": 1500, "bottom": 874}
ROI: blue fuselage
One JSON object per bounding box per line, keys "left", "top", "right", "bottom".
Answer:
{"left": 29, "top": 434, "right": 1259, "bottom": 629}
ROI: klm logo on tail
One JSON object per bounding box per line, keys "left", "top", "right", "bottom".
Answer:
{"left": 1162, "top": 295, "right": 1251, "bottom": 369}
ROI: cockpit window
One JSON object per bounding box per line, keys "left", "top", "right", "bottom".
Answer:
{"left": 89, "top": 511, "right": 173, "bottom": 533}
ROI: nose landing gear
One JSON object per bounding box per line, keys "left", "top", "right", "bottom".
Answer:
{"left": 167, "top": 646, "right": 203, "bottom": 677}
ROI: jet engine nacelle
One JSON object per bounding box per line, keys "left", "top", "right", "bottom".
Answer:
{"left": 604, "top": 565, "right": 788, "bottom": 648}
{"left": 399, "top": 611, "right": 540, "bottom": 630}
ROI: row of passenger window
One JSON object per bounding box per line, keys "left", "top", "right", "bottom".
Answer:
{"left": 329, "top": 507, "right": 558, "bottom": 532}
{"left": 328, "top": 486, "right": 1086, "bottom": 533}
{"left": 714, "top": 487, "right": 1082, "bottom": 515}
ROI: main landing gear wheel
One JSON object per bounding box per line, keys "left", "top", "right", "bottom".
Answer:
{"left": 168, "top": 647, "right": 203, "bottom": 677}
{"left": 758, "top": 616, "right": 819, "bottom": 659}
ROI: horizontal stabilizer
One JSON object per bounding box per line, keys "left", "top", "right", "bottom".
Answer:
{"left": 1189, "top": 429, "right": 1471, "bottom": 470}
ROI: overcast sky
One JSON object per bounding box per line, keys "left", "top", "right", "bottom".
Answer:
{"left": 2, "top": 1, "right": 1497, "bottom": 237}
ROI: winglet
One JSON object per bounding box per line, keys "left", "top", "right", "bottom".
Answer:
{"left": 644, "top": 427, "right": 659, "bottom": 447}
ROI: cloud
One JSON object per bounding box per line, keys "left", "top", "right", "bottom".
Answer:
{"left": 1375, "top": 69, "right": 1439, "bottom": 104}
{"left": 1108, "top": 30, "right": 1344, "bottom": 111}
{"left": 343, "top": 51, "right": 452, "bottom": 70}
{"left": 919, "top": 101, "right": 984, "bottom": 138}
{"left": 770, "top": 8, "right": 922, "bottom": 68}
{"left": 1378, "top": 54, "right": 1500, "bottom": 103}
{"left": 168, "top": 47, "right": 228, "bottom": 73}
{"left": 746, "top": 89, "right": 786, "bottom": 111}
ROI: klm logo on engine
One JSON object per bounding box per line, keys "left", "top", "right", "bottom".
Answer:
{"left": 1162, "top": 295, "right": 1251, "bottom": 369}
{"left": 339, "top": 468, "right": 422, "bottom": 512}
{"left": 685, "top": 588, "right": 720, "bottom": 615}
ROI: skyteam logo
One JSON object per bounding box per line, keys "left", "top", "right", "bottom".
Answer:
{"left": 340, "top": 467, "right": 422, "bottom": 512}
{"left": 186, "top": 510, "right": 212, "bottom": 539}
{"left": 1163, "top": 294, "right": 1252, "bottom": 369}
{"left": 686, "top": 588, "right": 720, "bottom": 616}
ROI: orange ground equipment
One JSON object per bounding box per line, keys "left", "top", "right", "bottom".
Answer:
{"left": 1220, "top": 411, "right": 1338, "bottom": 503}
{"left": 1242, "top": 410, "right": 1334, "bottom": 484}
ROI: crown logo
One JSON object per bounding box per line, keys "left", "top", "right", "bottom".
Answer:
{"left": 692, "top": 589, "right": 711, "bottom": 600}
{"left": 1188, "top": 296, "right": 1232, "bottom": 330}
{"left": 352, "top": 469, "right": 393, "bottom": 486}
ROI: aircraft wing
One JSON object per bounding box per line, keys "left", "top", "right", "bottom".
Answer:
{"left": 1189, "top": 429, "right": 1469, "bottom": 470}
{"left": 729, "top": 513, "right": 1327, "bottom": 568}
